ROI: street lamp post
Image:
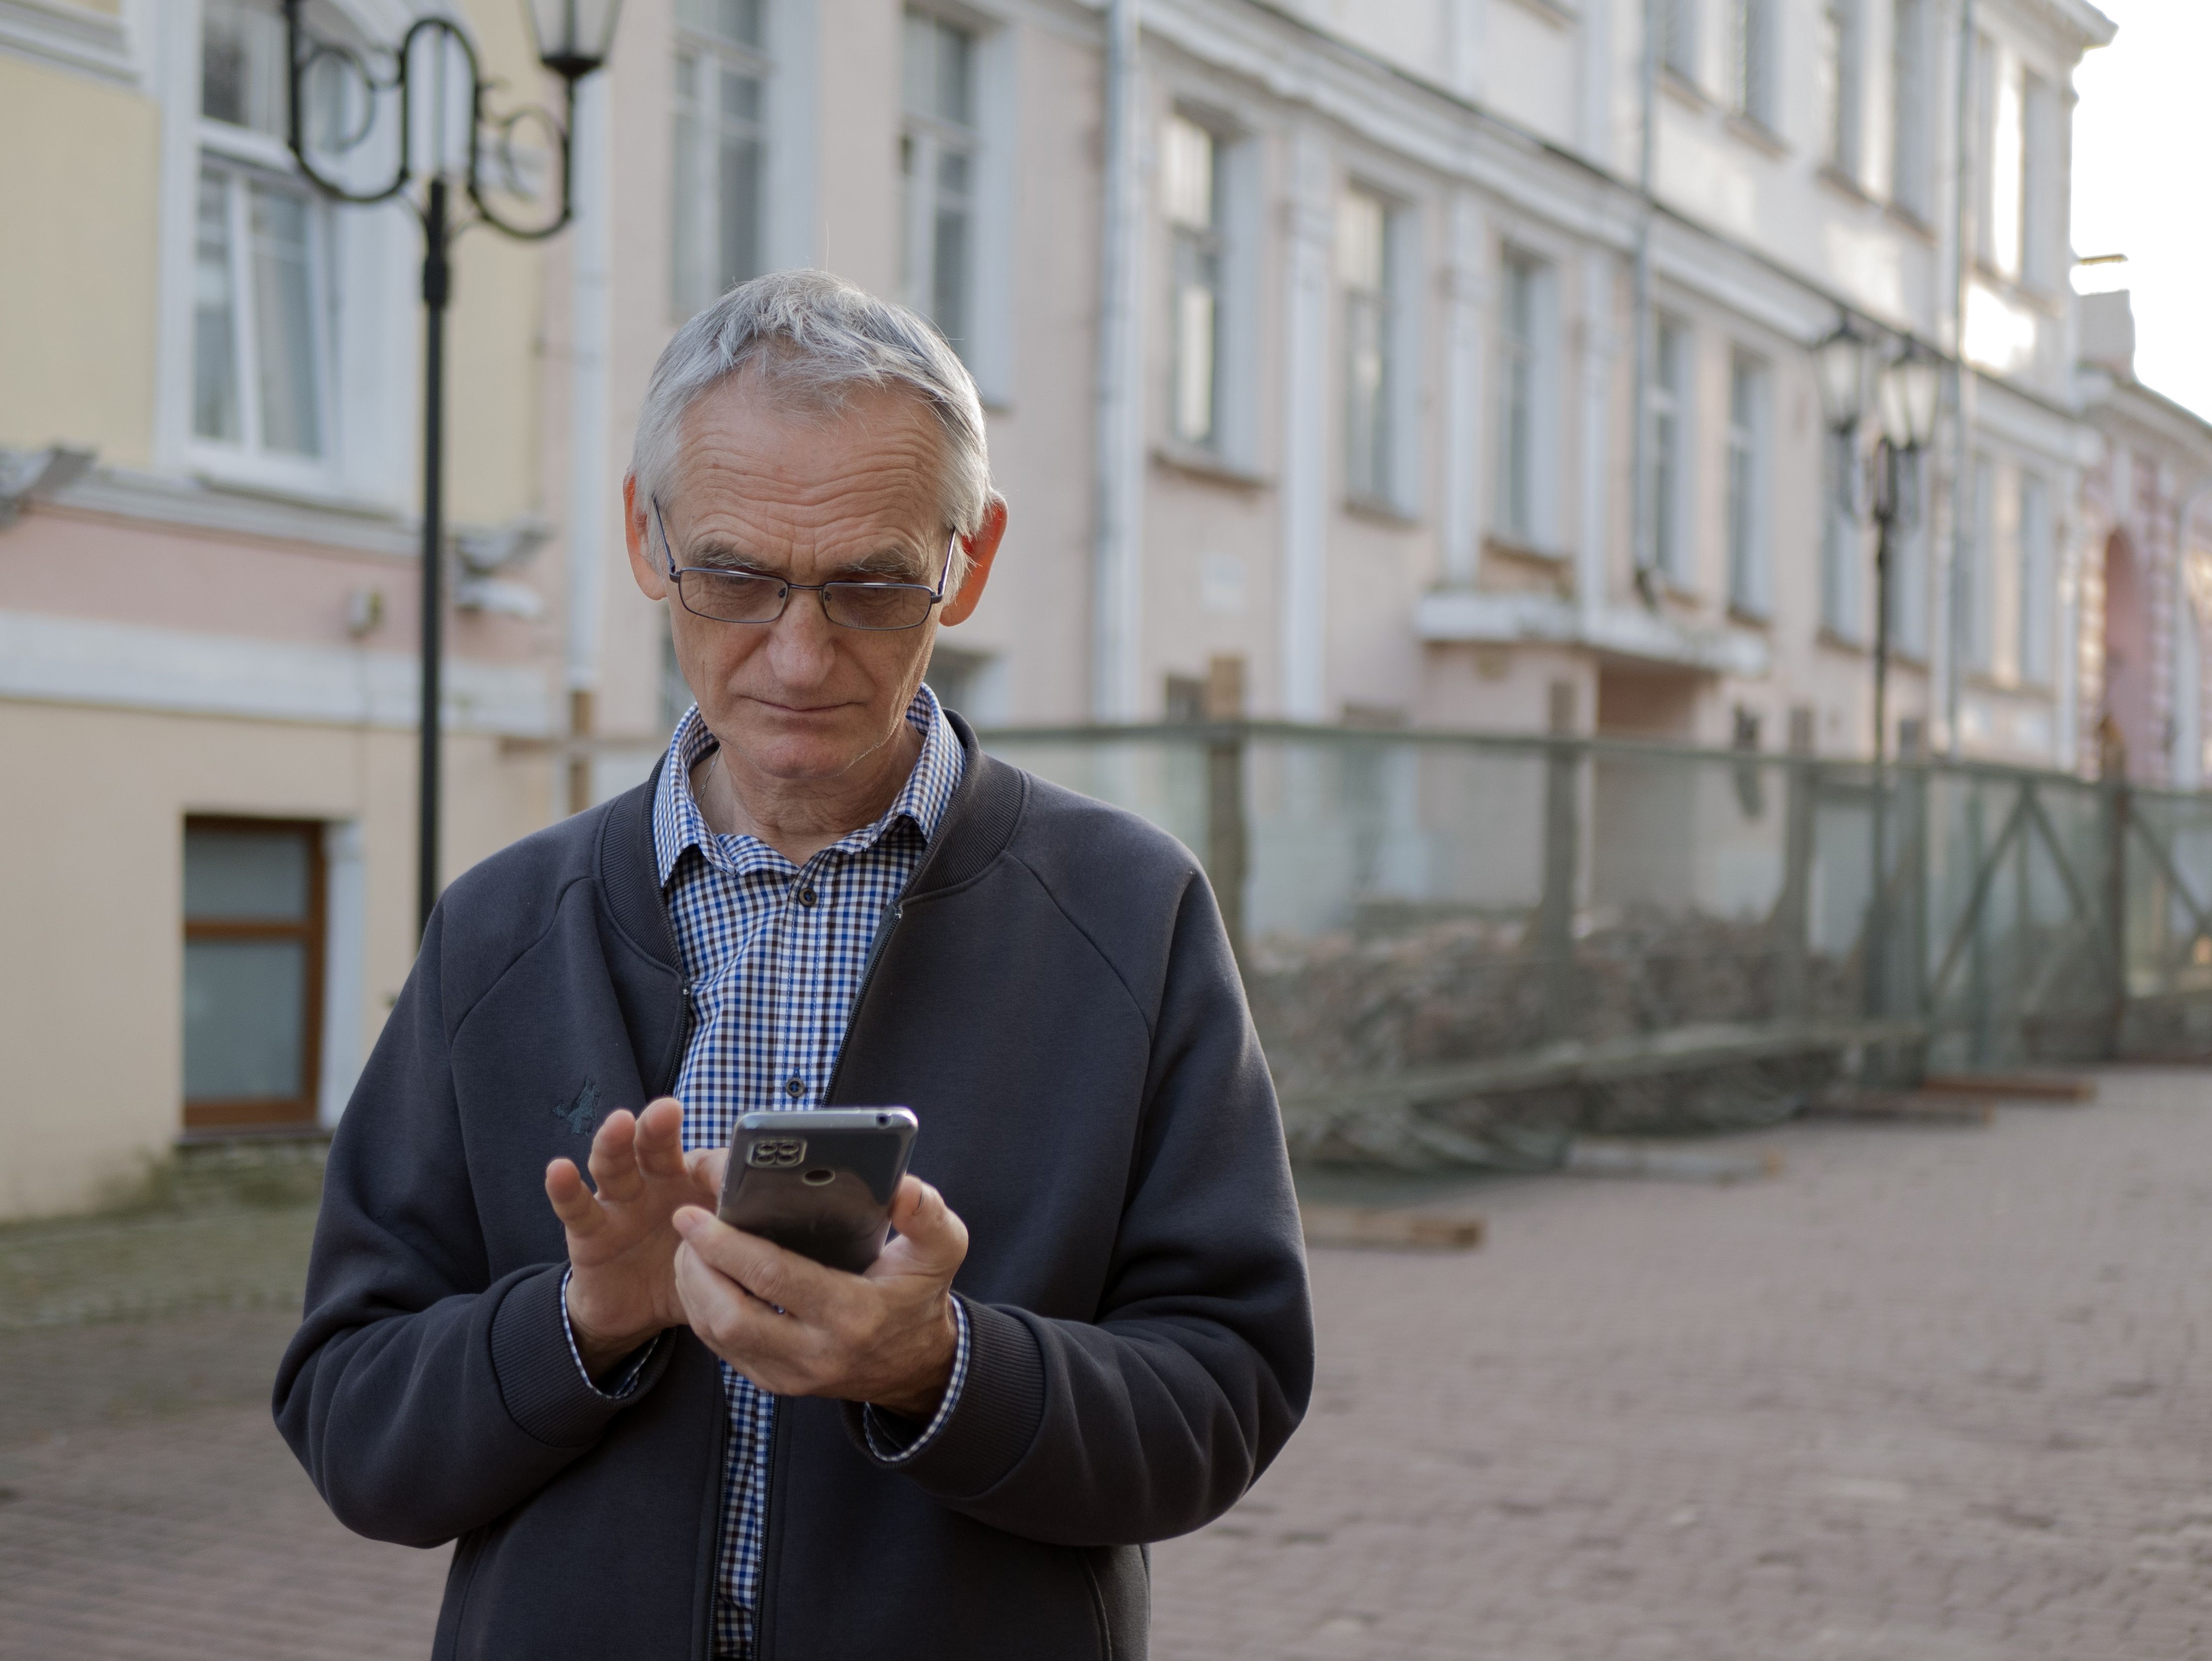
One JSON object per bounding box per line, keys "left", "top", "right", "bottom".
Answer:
{"left": 1817, "top": 320, "right": 1943, "bottom": 1022}
{"left": 282, "top": 0, "right": 622, "bottom": 936}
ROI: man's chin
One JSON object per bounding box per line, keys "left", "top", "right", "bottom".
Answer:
{"left": 715, "top": 708, "right": 887, "bottom": 781}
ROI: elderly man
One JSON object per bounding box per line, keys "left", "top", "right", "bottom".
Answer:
{"left": 275, "top": 271, "right": 1313, "bottom": 1660}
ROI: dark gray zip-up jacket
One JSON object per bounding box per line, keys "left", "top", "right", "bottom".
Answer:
{"left": 273, "top": 718, "right": 1313, "bottom": 1660}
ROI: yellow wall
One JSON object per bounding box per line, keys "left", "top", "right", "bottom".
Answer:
{"left": 0, "top": 55, "right": 160, "bottom": 467}
{"left": 0, "top": 701, "right": 551, "bottom": 1222}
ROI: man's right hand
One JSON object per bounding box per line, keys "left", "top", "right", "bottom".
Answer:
{"left": 544, "top": 1097, "right": 724, "bottom": 1378}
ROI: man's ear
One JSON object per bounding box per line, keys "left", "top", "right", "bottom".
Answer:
{"left": 625, "top": 474, "right": 668, "bottom": 602}
{"left": 940, "top": 496, "right": 1008, "bottom": 628}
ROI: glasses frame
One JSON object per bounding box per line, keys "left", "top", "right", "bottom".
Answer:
{"left": 653, "top": 497, "right": 959, "bottom": 632}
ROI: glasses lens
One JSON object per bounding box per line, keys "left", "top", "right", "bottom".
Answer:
{"left": 822, "top": 582, "right": 934, "bottom": 631}
{"left": 679, "top": 570, "right": 786, "bottom": 623}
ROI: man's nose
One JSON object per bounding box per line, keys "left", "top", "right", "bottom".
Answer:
{"left": 761, "top": 589, "right": 842, "bottom": 686}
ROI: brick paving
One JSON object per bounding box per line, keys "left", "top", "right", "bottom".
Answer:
{"left": 0, "top": 1068, "right": 2205, "bottom": 1658}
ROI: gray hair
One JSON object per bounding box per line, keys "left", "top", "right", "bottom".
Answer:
{"left": 629, "top": 271, "right": 995, "bottom": 573}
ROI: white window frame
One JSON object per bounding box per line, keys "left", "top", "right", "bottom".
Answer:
{"left": 1727, "top": 350, "right": 1772, "bottom": 619}
{"left": 1164, "top": 111, "right": 1227, "bottom": 454}
{"left": 2019, "top": 69, "right": 2061, "bottom": 293}
{"left": 1822, "top": 0, "right": 1864, "bottom": 178}
{"left": 670, "top": 0, "right": 776, "bottom": 322}
{"left": 1339, "top": 182, "right": 1419, "bottom": 514}
{"left": 899, "top": 5, "right": 1013, "bottom": 403}
{"left": 1493, "top": 249, "right": 1559, "bottom": 550}
{"left": 1890, "top": 0, "right": 1933, "bottom": 220}
{"left": 155, "top": 0, "right": 414, "bottom": 508}
{"left": 2019, "top": 470, "right": 2053, "bottom": 686}
{"left": 1661, "top": 0, "right": 1699, "bottom": 84}
{"left": 1732, "top": 0, "right": 1778, "bottom": 129}
{"left": 1649, "top": 316, "right": 1693, "bottom": 589}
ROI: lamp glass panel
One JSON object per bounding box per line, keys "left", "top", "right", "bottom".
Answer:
{"left": 1815, "top": 329, "right": 1866, "bottom": 429}
{"left": 526, "top": 0, "right": 623, "bottom": 69}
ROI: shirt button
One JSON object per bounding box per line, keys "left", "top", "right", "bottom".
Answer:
{"left": 797, "top": 886, "right": 817, "bottom": 907}
{"left": 784, "top": 1077, "right": 805, "bottom": 1099}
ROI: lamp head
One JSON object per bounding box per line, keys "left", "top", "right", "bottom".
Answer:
{"left": 1815, "top": 316, "right": 1870, "bottom": 434}
{"left": 524, "top": 0, "right": 622, "bottom": 81}
{"left": 1878, "top": 340, "right": 1944, "bottom": 453}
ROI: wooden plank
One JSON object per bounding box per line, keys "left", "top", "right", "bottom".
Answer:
{"left": 1562, "top": 1140, "right": 1783, "bottom": 1183}
{"left": 1278, "top": 1019, "right": 1928, "bottom": 1120}
{"left": 1300, "top": 1205, "right": 1485, "bottom": 1252}
{"left": 1805, "top": 1092, "right": 1995, "bottom": 1126}
{"left": 1918, "top": 1072, "right": 2096, "bottom": 1103}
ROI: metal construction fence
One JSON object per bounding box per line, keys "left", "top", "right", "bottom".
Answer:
{"left": 977, "top": 721, "right": 2212, "bottom": 1166}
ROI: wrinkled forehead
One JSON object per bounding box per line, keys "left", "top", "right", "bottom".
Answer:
{"left": 664, "top": 369, "right": 950, "bottom": 545}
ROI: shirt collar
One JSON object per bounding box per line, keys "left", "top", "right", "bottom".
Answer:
{"left": 652, "top": 681, "right": 965, "bottom": 887}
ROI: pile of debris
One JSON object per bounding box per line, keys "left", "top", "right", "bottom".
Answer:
{"left": 1245, "top": 905, "right": 1863, "bottom": 1168}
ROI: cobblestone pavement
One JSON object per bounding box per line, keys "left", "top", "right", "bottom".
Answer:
{"left": 0, "top": 1069, "right": 2205, "bottom": 1659}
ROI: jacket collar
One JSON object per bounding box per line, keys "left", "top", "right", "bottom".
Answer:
{"left": 597, "top": 710, "right": 1028, "bottom": 977}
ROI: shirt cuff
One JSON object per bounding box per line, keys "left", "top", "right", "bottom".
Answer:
{"left": 557, "top": 1265, "right": 662, "bottom": 1400}
{"left": 859, "top": 1297, "right": 972, "bottom": 1465}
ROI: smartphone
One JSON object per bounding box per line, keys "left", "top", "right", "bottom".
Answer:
{"left": 716, "top": 1107, "right": 919, "bottom": 1274}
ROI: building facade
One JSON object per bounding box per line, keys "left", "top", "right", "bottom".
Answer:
{"left": 0, "top": 0, "right": 2126, "bottom": 1216}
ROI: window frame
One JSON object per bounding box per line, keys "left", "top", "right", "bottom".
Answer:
{"left": 1890, "top": 0, "right": 1933, "bottom": 220}
{"left": 1339, "top": 182, "right": 1400, "bottom": 511}
{"left": 1649, "top": 316, "right": 1694, "bottom": 589}
{"left": 188, "top": 92, "right": 342, "bottom": 490}
{"left": 900, "top": 8, "right": 985, "bottom": 363}
{"left": 1726, "top": 349, "right": 1773, "bottom": 619}
{"left": 669, "top": 1, "right": 776, "bottom": 322}
{"left": 1493, "top": 249, "right": 1558, "bottom": 550}
{"left": 1164, "top": 110, "right": 1228, "bottom": 454}
{"left": 181, "top": 816, "right": 328, "bottom": 1133}
{"left": 1732, "top": 0, "right": 1779, "bottom": 130}
{"left": 1822, "top": 0, "right": 1864, "bottom": 178}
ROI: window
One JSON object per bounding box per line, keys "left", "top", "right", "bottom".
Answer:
{"left": 183, "top": 819, "right": 326, "bottom": 1131}
{"left": 1961, "top": 453, "right": 1995, "bottom": 673}
{"left": 194, "top": 0, "right": 332, "bottom": 466}
{"left": 1819, "top": 430, "right": 1858, "bottom": 637}
{"left": 1727, "top": 352, "right": 1771, "bottom": 617}
{"left": 1890, "top": 0, "right": 1933, "bottom": 219}
{"left": 1732, "top": 0, "right": 1777, "bottom": 128}
{"left": 901, "top": 11, "right": 979, "bottom": 357}
{"left": 1650, "top": 319, "right": 1692, "bottom": 586}
{"left": 1979, "top": 40, "right": 2024, "bottom": 280}
{"left": 1164, "top": 114, "right": 1225, "bottom": 451}
{"left": 1495, "top": 253, "right": 1554, "bottom": 546}
{"left": 671, "top": 0, "right": 772, "bottom": 320}
{"left": 2019, "top": 472, "right": 2053, "bottom": 685}
{"left": 2020, "top": 72, "right": 2060, "bottom": 291}
{"left": 1661, "top": 0, "right": 1698, "bottom": 81}
{"left": 1821, "top": 0, "right": 1863, "bottom": 176}
{"left": 1339, "top": 186, "right": 1397, "bottom": 506}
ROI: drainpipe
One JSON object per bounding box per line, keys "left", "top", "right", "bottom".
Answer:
{"left": 565, "top": 69, "right": 613, "bottom": 812}
{"left": 1943, "top": 0, "right": 1977, "bottom": 756}
{"left": 1091, "top": 0, "right": 1146, "bottom": 721}
{"left": 1629, "top": 0, "right": 1660, "bottom": 605}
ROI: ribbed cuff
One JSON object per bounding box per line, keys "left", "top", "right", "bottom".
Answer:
{"left": 843, "top": 1296, "right": 1045, "bottom": 1499}
{"left": 490, "top": 1263, "right": 673, "bottom": 1447}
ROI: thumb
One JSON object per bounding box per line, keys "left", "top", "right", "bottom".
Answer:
{"left": 878, "top": 1176, "right": 967, "bottom": 1278}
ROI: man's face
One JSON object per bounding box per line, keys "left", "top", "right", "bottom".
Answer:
{"left": 625, "top": 378, "right": 994, "bottom": 785}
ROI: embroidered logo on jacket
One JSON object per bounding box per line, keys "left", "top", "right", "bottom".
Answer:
{"left": 552, "top": 1078, "right": 601, "bottom": 1138}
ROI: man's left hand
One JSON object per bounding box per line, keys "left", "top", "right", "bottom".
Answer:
{"left": 670, "top": 1176, "right": 969, "bottom": 1421}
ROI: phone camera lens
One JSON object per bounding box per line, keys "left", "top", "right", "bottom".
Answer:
{"left": 801, "top": 1168, "right": 834, "bottom": 1187}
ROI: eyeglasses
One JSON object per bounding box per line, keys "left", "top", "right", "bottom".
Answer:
{"left": 654, "top": 498, "right": 957, "bottom": 632}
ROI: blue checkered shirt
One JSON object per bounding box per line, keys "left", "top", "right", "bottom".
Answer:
{"left": 562, "top": 684, "right": 971, "bottom": 1660}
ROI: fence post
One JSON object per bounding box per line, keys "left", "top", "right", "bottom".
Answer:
{"left": 1537, "top": 680, "right": 1579, "bottom": 1041}
{"left": 2105, "top": 773, "right": 2130, "bottom": 1060}
{"left": 1775, "top": 707, "right": 1816, "bottom": 1020}
{"left": 1203, "top": 654, "right": 1248, "bottom": 964}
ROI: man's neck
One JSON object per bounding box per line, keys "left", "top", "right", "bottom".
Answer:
{"left": 690, "top": 719, "right": 927, "bottom": 866}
